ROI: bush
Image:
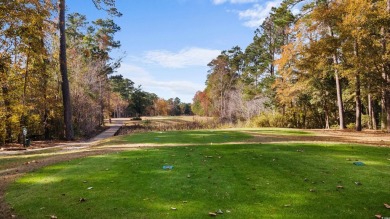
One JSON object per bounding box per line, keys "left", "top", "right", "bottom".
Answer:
{"left": 361, "top": 114, "right": 370, "bottom": 129}
{"left": 249, "top": 112, "right": 287, "bottom": 128}
{"left": 130, "top": 117, "right": 142, "bottom": 121}
{"left": 269, "top": 113, "right": 286, "bottom": 127}
{"left": 251, "top": 114, "right": 270, "bottom": 127}
{"left": 330, "top": 124, "right": 340, "bottom": 129}
{"left": 346, "top": 123, "right": 355, "bottom": 129}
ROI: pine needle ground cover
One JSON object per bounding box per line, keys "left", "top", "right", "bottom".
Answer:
{"left": 6, "top": 130, "right": 390, "bottom": 218}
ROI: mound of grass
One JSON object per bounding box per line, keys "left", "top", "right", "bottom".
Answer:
{"left": 6, "top": 131, "right": 390, "bottom": 218}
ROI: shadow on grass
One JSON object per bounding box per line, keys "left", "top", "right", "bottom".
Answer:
{"left": 6, "top": 143, "right": 390, "bottom": 218}
{"left": 245, "top": 128, "right": 314, "bottom": 136}
{"left": 103, "top": 130, "right": 253, "bottom": 146}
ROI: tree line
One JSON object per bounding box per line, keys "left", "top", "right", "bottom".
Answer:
{"left": 110, "top": 75, "right": 192, "bottom": 118}
{"left": 0, "top": 0, "right": 191, "bottom": 144}
{"left": 0, "top": 0, "right": 123, "bottom": 144}
{"left": 192, "top": 0, "right": 390, "bottom": 132}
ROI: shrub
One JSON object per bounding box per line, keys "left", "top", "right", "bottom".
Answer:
{"left": 361, "top": 114, "right": 370, "bottom": 129}
{"left": 269, "top": 113, "right": 286, "bottom": 127}
{"left": 249, "top": 112, "right": 287, "bottom": 128}
{"left": 251, "top": 114, "right": 270, "bottom": 127}
{"left": 346, "top": 123, "right": 355, "bottom": 129}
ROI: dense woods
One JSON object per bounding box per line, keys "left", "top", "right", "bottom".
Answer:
{"left": 0, "top": 1, "right": 191, "bottom": 144}
{"left": 193, "top": 0, "right": 390, "bottom": 132}
{"left": 0, "top": 0, "right": 121, "bottom": 143}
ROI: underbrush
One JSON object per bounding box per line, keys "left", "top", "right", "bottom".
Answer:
{"left": 116, "top": 119, "right": 222, "bottom": 136}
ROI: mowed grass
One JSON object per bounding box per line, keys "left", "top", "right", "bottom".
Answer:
{"left": 6, "top": 130, "right": 390, "bottom": 219}
{"left": 242, "top": 128, "right": 314, "bottom": 136}
{"left": 0, "top": 148, "right": 62, "bottom": 171}
{"left": 100, "top": 130, "right": 252, "bottom": 146}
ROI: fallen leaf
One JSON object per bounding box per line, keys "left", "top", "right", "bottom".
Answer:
{"left": 375, "top": 215, "right": 382, "bottom": 219}
{"left": 79, "top": 198, "right": 87, "bottom": 203}
{"left": 284, "top": 204, "right": 291, "bottom": 207}
{"left": 50, "top": 215, "right": 57, "bottom": 219}
{"left": 216, "top": 209, "right": 223, "bottom": 214}
{"left": 309, "top": 189, "right": 315, "bottom": 192}
{"left": 208, "top": 212, "right": 217, "bottom": 216}
{"left": 171, "top": 207, "right": 177, "bottom": 210}
{"left": 385, "top": 203, "right": 390, "bottom": 209}
{"left": 87, "top": 187, "right": 93, "bottom": 190}
{"left": 337, "top": 185, "right": 344, "bottom": 189}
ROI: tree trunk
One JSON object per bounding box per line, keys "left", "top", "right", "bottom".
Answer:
{"left": 41, "top": 38, "right": 50, "bottom": 140}
{"left": 99, "top": 78, "right": 104, "bottom": 126}
{"left": 381, "top": 91, "right": 387, "bottom": 130}
{"left": 386, "top": 0, "right": 390, "bottom": 133}
{"left": 2, "top": 86, "right": 12, "bottom": 143}
{"left": 355, "top": 74, "right": 362, "bottom": 131}
{"left": 335, "top": 69, "right": 345, "bottom": 129}
{"left": 59, "top": 0, "right": 74, "bottom": 140}
{"left": 324, "top": 102, "right": 330, "bottom": 129}
{"left": 368, "top": 94, "right": 376, "bottom": 130}
{"left": 380, "top": 0, "right": 390, "bottom": 132}
{"left": 325, "top": 111, "right": 330, "bottom": 129}
{"left": 328, "top": 26, "right": 345, "bottom": 129}
{"left": 354, "top": 41, "right": 362, "bottom": 131}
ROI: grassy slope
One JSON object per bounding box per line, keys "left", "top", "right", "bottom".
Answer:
{"left": 6, "top": 130, "right": 390, "bottom": 219}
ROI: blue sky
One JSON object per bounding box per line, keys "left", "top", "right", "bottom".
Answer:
{"left": 68, "top": 0, "right": 282, "bottom": 103}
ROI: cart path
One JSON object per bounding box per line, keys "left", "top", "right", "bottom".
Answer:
{"left": 0, "top": 118, "right": 126, "bottom": 156}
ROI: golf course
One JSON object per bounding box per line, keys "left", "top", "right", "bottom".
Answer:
{"left": 2, "top": 119, "right": 389, "bottom": 218}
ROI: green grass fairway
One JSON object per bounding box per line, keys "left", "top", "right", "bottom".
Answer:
{"left": 101, "top": 130, "right": 253, "bottom": 145}
{"left": 239, "top": 128, "right": 314, "bottom": 136}
{"left": 6, "top": 131, "right": 390, "bottom": 218}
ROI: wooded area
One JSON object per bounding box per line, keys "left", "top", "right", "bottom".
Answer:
{"left": 0, "top": 0, "right": 193, "bottom": 144}
{"left": 192, "top": 0, "right": 390, "bottom": 132}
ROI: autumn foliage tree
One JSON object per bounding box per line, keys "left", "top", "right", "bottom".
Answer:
{"left": 0, "top": 1, "right": 124, "bottom": 144}
{"left": 193, "top": 0, "right": 390, "bottom": 131}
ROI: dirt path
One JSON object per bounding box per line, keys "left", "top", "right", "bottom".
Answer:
{"left": 0, "top": 127, "right": 389, "bottom": 218}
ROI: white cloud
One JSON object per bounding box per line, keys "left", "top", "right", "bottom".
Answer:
{"left": 116, "top": 63, "right": 153, "bottom": 81}
{"left": 144, "top": 80, "right": 203, "bottom": 95}
{"left": 212, "top": 0, "right": 258, "bottom": 5}
{"left": 143, "top": 47, "right": 221, "bottom": 68}
{"left": 237, "top": 0, "right": 282, "bottom": 28}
